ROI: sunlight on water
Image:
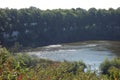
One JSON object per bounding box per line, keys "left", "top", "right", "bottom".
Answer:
{"left": 27, "top": 41, "right": 119, "bottom": 70}
{"left": 44, "top": 44, "right": 62, "bottom": 48}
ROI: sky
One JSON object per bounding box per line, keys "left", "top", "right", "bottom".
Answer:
{"left": 0, "top": 0, "right": 120, "bottom": 10}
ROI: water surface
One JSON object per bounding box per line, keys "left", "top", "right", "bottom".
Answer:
{"left": 27, "top": 41, "right": 120, "bottom": 69}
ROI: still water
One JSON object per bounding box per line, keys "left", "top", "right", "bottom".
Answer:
{"left": 27, "top": 41, "right": 120, "bottom": 69}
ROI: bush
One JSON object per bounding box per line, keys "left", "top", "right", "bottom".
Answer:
{"left": 108, "top": 67, "right": 120, "bottom": 80}
{"left": 1, "top": 47, "right": 120, "bottom": 80}
{"left": 99, "top": 61, "right": 120, "bottom": 80}
{"left": 0, "top": 48, "right": 36, "bottom": 80}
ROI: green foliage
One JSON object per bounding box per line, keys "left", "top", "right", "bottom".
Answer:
{"left": 0, "top": 7, "right": 120, "bottom": 47}
{"left": 0, "top": 48, "right": 120, "bottom": 80}
{"left": 100, "top": 58, "right": 120, "bottom": 75}
{"left": 108, "top": 67, "right": 120, "bottom": 80}
{"left": 0, "top": 48, "right": 35, "bottom": 80}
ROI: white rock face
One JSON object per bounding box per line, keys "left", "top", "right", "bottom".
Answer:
{"left": 30, "top": 22, "right": 37, "bottom": 26}
{"left": 12, "top": 31, "right": 19, "bottom": 37}
{"left": 4, "top": 31, "right": 19, "bottom": 41}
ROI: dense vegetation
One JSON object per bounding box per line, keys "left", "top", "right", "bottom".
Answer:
{"left": 0, "top": 7, "right": 120, "bottom": 48}
{"left": 100, "top": 58, "right": 120, "bottom": 74}
{"left": 0, "top": 48, "right": 120, "bottom": 80}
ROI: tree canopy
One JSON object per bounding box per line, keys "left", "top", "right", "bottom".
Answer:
{"left": 0, "top": 7, "right": 120, "bottom": 47}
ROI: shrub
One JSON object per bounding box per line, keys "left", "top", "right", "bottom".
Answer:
{"left": 0, "top": 48, "right": 35, "bottom": 80}
{"left": 1, "top": 47, "right": 120, "bottom": 80}
{"left": 100, "top": 58, "right": 120, "bottom": 75}
{"left": 108, "top": 67, "right": 120, "bottom": 80}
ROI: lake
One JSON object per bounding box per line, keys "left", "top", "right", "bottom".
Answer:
{"left": 27, "top": 41, "right": 120, "bottom": 70}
